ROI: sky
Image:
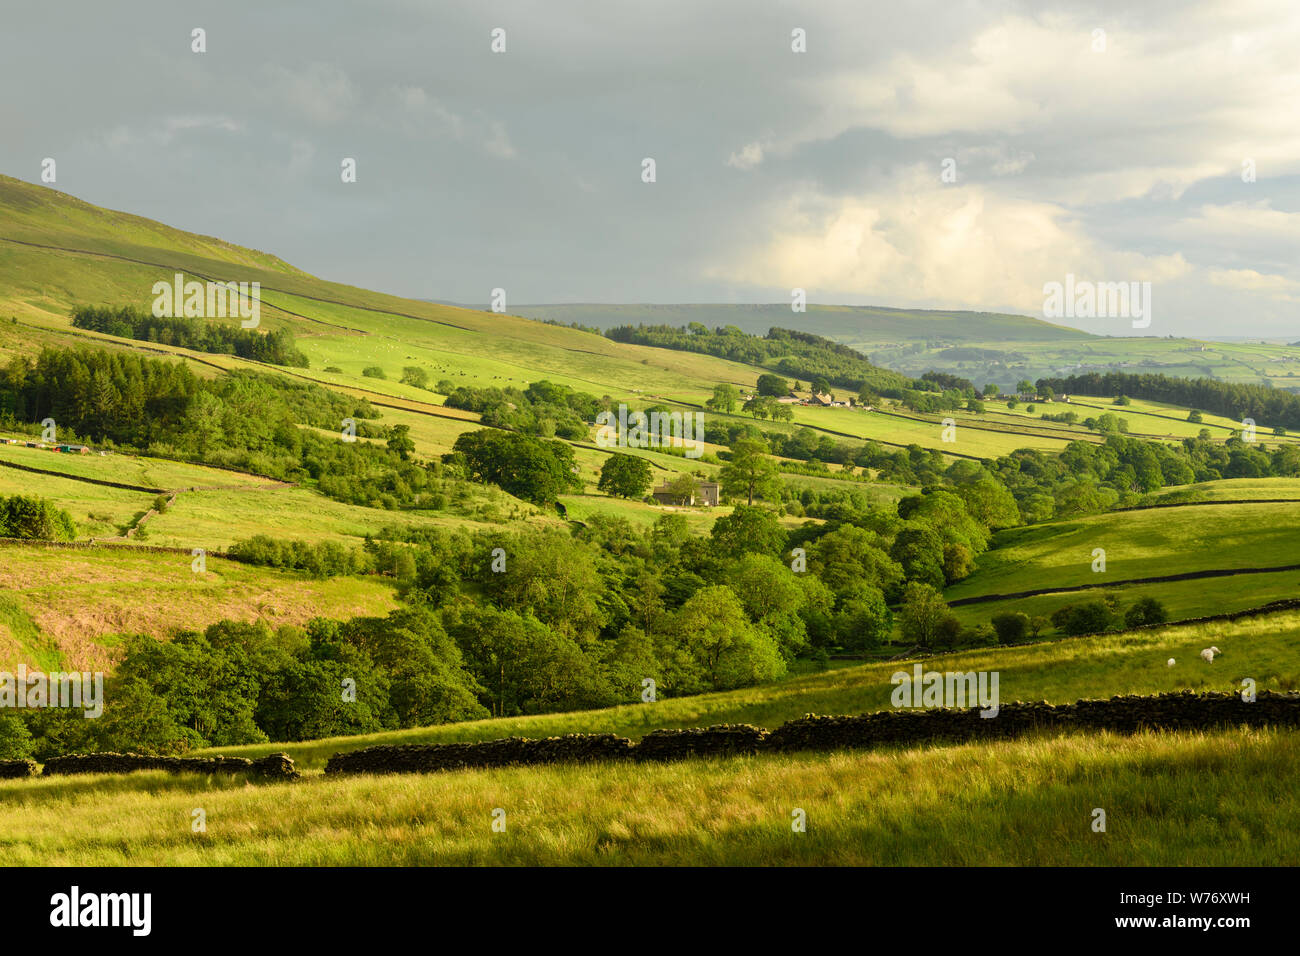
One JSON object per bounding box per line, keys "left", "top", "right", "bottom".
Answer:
{"left": 1, "top": 0, "right": 1297, "bottom": 337}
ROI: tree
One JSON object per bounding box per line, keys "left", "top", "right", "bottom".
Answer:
{"left": 0, "top": 495, "right": 77, "bottom": 541}
{"left": 1124, "top": 597, "right": 1168, "bottom": 628}
{"left": 889, "top": 525, "right": 947, "bottom": 589}
{"left": 664, "top": 472, "right": 698, "bottom": 504}
{"left": 343, "top": 609, "right": 486, "bottom": 727}
{"left": 809, "top": 524, "right": 904, "bottom": 597}
{"left": 990, "top": 611, "right": 1030, "bottom": 644}
{"left": 952, "top": 478, "right": 1020, "bottom": 530}
{"left": 1050, "top": 601, "right": 1115, "bottom": 636}
{"left": 661, "top": 586, "right": 785, "bottom": 692}
{"left": 897, "top": 582, "right": 958, "bottom": 646}
{"left": 719, "top": 437, "right": 781, "bottom": 505}
{"left": 984, "top": 383, "right": 1000, "bottom": 397}
{"left": 835, "top": 589, "right": 892, "bottom": 651}
{"left": 1016, "top": 379, "right": 1034, "bottom": 396}
{"left": 710, "top": 504, "right": 787, "bottom": 557}
{"left": 598, "top": 453, "right": 653, "bottom": 498}
{"left": 387, "top": 424, "right": 416, "bottom": 461}
{"left": 0, "top": 715, "right": 33, "bottom": 760}
{"left": 446, "top": 606, "right": 610, "bottom": 716}
{"left": 451, "top": 430, "right": 581, "bottom": 505}
{"left": 706, "top": 383, "right": 739, "bottom": 413}
{"left": 744, "top": 395, "right": 775, "bottom": 420}
{"left": 400, "top": 366, "right": 429, "bottom": 388}
{"left": 755, "top": 373, "right": 788, "bottom": 397}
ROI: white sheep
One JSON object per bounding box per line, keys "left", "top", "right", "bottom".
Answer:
{"left": 1167, "top": 658, "right": 1176, "bottom": 667}
{"left": 1200, "top": 646, "right": 1221, "bottom": 663}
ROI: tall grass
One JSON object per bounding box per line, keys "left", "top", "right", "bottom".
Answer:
{"left": 2, "top": 728, "right": 1295, "bottom": 865}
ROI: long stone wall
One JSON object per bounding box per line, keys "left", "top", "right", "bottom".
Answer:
{"left": 0, "top": 758, "right": 38, "bottom": 779}
{"left": 32, "top": 752, "right": 298, "bottom": 780}
{"left": 324, "top": 691, "right": 1300, "bottom": 776}
{"left": 5, "top": 692, "right": 1296, "bottom": 785}
{"left": 322, "top": 734, "right": 634, "bottom": 775}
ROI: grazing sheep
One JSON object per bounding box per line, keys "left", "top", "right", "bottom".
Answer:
{"left": 1167, "top": 658, "right": 1176, "bottom": 667}
{"left": 1201, "top": 646, "right": 1222, "bottom": 663}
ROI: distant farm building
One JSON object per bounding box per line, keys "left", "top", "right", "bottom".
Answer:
{"left": 652, "top": 479, "right": 720, "bottom": 507}
{"left": 56, "top": 444, "right": 90, "bottom": 454}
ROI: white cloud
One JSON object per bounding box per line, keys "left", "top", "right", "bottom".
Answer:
{"left": 99, "top": 115, "right": 245, "bottom": 151}
{"left": 264, "top": 63, "right": 357, "bottom": 125}
{"left": 706, "top": 166, "right": 1190, "bottom": 316}
{"left": 1208, "top": 268, "right": 1300, "bottom": 301}
{"left": 726, "top": 142, "right": 764, "bottom": 170}
{"left": 377, "top": 85, "right": 514, "bottom": 158}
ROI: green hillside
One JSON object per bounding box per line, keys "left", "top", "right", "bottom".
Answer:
{"left": 510, "top": 302, "right": 1090, "bottom": 343}
{"left": 503, "top": 301, "right": 1300, "bottom": 394}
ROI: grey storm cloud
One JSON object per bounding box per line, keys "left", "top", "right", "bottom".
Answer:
{"left": 1, "top": 0, "right": 1297, "bottom": 335}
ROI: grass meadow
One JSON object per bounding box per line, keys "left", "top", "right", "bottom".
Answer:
{"left": 945, "top": 500, "right": 1300, "bottom": 601}
{"left": 1, "top": 727, "right": 1293, "bottom": 865}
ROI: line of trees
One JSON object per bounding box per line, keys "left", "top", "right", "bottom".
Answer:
{"left": 0, "top": 495, "right": 76, "bottom": 540}
{"left": 0, "top": 347, "right": 464, "bottom": 512}
{"left": 1039, "top": 372, "right": 1300, "bottom": 431}
{"left": 71, "top": 305, "right": 308, "bottom": 367}
{"left": 442, "top": 380, "right": 604, "bottom": 440}
{"left": 605, "top": 324, "right": 909, "bottom": 393}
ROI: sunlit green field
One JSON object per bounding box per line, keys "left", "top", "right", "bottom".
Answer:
{"left": 0, "top": 439, "right": 277, "bottom": 489}
{"left": 1057, "top": 394, "right": 1300, "bottom": 442}
{"left": 946, "top": 500, "right": 1300, "bottom": 602}
{"left": 789, "top": 405, "right": 1077, "bottom": 457}
{"left": 1165, "top": 477, "right": 1300, "bottom": 500}
{"left": 1, "top": 727, "right": 1294, "bottom": 865}
{"left": 0, "top": 466, "right": 153, "bottom": 538}
{"left": 949, "top": 568, "right": 1300, "bottom": 633}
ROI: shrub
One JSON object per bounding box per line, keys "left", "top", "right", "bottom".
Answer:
{"left": 1050, "top": 601, "right": 1115, "bottom": 636}
{"left": 1124, "top": 596, "right": 1169, "bottom": 628}
{"left": 0, "top": 495, "right": 77, "bottom": 541}
{"left": 990, "top": 611, "right": 1030, "bottom": 644}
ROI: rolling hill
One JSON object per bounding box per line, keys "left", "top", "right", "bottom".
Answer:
{"left": 507, "top": 302, "right": 1091, "bottom": 343}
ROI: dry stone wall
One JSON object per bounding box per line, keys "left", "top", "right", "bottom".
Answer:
{"left": 633, "top": 724, "right": 769, "bottom": 761}
{"left": 324, "top": 691, "right": 1300, "bottom": 776}
{"left": 0, "top": 759, "right": 38, "bottom": 779}
{"left": 38, "top": 751, "right": 298, "bottom": 779}
{"left": 323, "top": 734, "right": 634, "bottom": 775}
